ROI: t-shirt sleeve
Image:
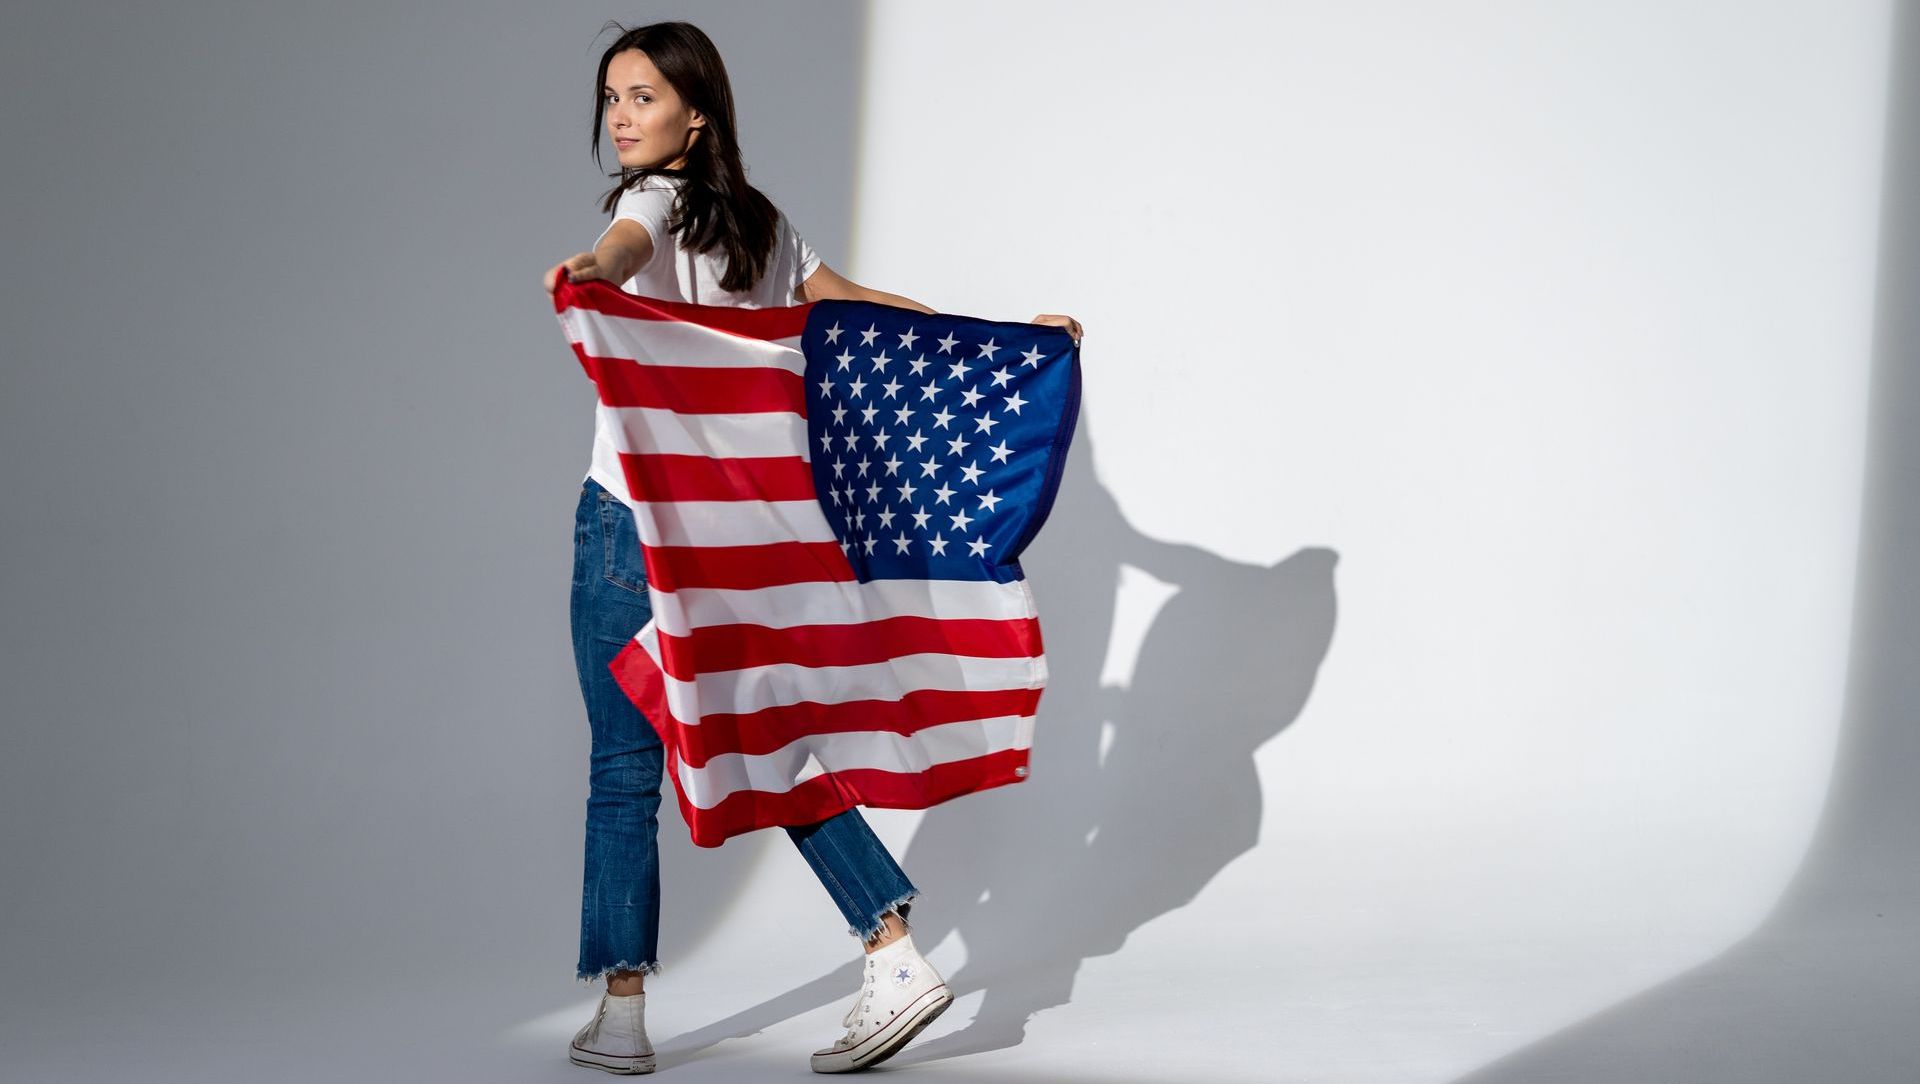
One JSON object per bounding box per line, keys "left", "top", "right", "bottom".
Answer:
{"left": 594, "top": 183, "right": 676, "bottom": 270}
{"left": 785, "top": 214, "right": 822, "bottom": 302}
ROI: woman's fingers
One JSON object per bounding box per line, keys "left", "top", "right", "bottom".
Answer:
{"left": 543, "top": 252, "right": 603, "bottom": 295}
{"left": 564, "top": 252, "right": 602, "bottom": 284}
{"left": 1030, "top": 313, "right": 1084, "bottom": 344}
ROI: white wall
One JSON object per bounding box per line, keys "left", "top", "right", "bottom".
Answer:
{"left": 830, "top": 2, "right": 1890, "bottom": 1078}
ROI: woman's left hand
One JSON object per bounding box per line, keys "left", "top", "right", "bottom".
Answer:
{"left": 1031, "top": 313, "right": 1083, "bottom": 345}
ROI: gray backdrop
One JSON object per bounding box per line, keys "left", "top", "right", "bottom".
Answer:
{"left": 0, "top": 1, "right": 874, "bottom": 1075}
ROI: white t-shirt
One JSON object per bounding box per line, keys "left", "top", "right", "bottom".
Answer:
{"left": 584, "top": 173, "right": 823, "bottom": 492}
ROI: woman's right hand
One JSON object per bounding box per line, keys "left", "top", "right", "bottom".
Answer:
{"left": 1030, "top": 313, "right": 1084, "bottom": 345}
{"left": 544, "top": 251, "right": 609, "bottom": 296}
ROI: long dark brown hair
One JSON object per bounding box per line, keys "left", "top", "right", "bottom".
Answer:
{"left": 589, "top": 21, "right": 780, "bottom": 294}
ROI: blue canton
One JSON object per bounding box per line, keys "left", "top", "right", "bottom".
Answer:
{"left": 802, "top": 300, "right": 1081, "bottom": 584}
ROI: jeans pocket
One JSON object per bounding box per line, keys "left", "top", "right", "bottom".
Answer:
{"left": 598, "top": 493, "right": 650, "bottom": 595}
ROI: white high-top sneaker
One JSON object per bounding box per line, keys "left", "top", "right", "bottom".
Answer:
{"left": 569, "top": 990, "right": 656, "bottom": 1074}
{"left": 811, "top": 932, "right": 953, "bottom": 1073}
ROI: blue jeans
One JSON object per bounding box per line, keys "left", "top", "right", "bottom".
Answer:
{"left": 571, "top": 478, "right": 918, "bottom": 981}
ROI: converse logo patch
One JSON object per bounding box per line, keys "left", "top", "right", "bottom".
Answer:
{"left": 892, "top": 964, "right": 915, "bottom": 987}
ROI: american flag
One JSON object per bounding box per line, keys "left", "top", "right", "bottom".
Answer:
{"left": 552, "top": 274, "right": 1082, "bottom": 847}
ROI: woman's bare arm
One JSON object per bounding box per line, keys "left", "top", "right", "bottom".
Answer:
{"left": 542, "top": 220, "right": 655, "bottom": 295}
{"left": 798, "top": 263, "right": 1082, "bottom": 343}
{"left": 797, "top": 262, "right": 934, "bottom": 313}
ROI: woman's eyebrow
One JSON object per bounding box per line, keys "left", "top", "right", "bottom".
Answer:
{"left": 603, "top": 83, "right": 657, "bottom": 93}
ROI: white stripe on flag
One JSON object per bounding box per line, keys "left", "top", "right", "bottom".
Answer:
{"left": 631, "top": 499, "right": 837, "bottom": 548}
{"left": 636, "top": 625, "right": 1044, "bottom": 721}
{"left": 573, "top": 315, "right": 804, "bottom": 372}
{"left": 645, "top": 578, "right": 1040, "bottom": 636}
{"left": 598, "top": 403, "right": 812, "bottom": 460}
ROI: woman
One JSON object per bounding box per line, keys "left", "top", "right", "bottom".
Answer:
{"left": 541, "top": 21, "right": 1082, "bottom": 1076}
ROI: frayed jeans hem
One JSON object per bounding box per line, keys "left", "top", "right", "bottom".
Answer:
{"left": 577, "top": 959, "right": 664, "bottom": 984}
{"left": 849, "top": 888, "right": 919, "bottom": 942}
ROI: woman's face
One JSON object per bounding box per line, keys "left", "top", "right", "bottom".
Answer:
{"left": 603, "top": 49, "right": 704, "bottom": 171}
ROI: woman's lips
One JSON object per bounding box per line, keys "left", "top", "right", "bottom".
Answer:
{"left": 615, "top": 139, "right": 637, "bottom": 148}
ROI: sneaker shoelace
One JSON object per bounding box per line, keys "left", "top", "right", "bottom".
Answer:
{"left": 839, "top": 957, "right": 878, "bottom": 1044}
{"left": 580, "top": 995, "right": 610, "bottom": 1045}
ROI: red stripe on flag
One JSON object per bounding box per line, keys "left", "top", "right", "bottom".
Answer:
{"left": 610, "top": 636, "right": 673, "bottom": 738}
{"left": 557, "top": 280, "right": 815, "bottom": 341}
{"left": 641, "top": 541, "right": 854, "bottom": 591}
{"left": 619, "top": 452, "right": 815, "bottom": 503}
{"left": 578, "top": 350, "right": 807, "bottom": 413}
{"left": 679, "top": 687, "right": 1042, "bottom": 766}
{"left": 678, "top": 750, "right": 1030, "bottom": 847}
{"left": 654, "top": 616, "right": 1044, "bottom": 680}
